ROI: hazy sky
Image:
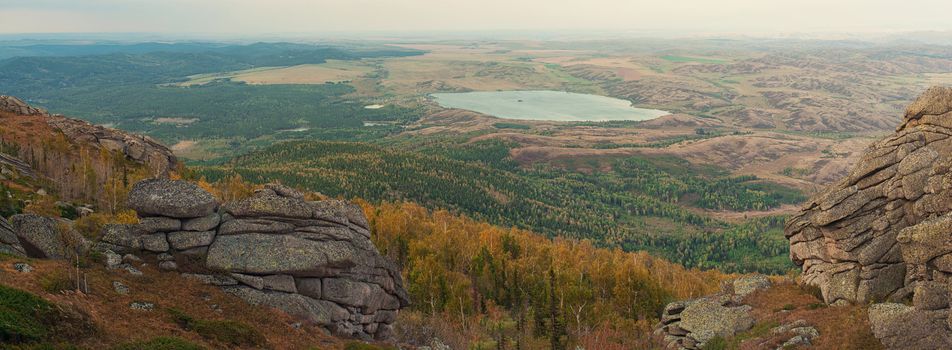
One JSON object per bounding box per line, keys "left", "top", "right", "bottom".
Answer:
{"left": 2, "top": 0, "right": 951, "bottom": 36}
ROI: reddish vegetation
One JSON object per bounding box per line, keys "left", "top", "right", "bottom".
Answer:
{"left": 0, "top": 111, "right": 154, "bottom": 210}
{"left": 739, "top": 281, "right": 883, "bottom": 350}
{"left": 0, "top": 256, "right": 347, "bottom": 349}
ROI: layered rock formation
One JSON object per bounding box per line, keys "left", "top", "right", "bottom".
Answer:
{"left": 786, "top": 86, "right": 952, "bottom": 348}
{"left": 785, "top": 86, "right": 952, "bottom": 304}
{"left": 100, "top": 179, "right": 408, "bottom": 340}
{"left": 0, "top": 95, "right": 176, "bottom": 207}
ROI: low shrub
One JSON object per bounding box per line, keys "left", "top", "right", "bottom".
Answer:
{"left": 344, "top": 342, "right": 398, "bottom": 350}
{"left": 167, "top": 308, "right": 265, "bottom": 347}
{"left": 701, "top": 336, "right": 728, "bottom": 350}
{"left": 113, "top": 336, "right": 206, "bottom": 350}
{"left": 0, "top": 285, "right": 58, "bottom": 342}
{"left": 39, "top": 271, "right": 75, "bottom": 294}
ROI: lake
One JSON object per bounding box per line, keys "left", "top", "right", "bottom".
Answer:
{"left": 431, "top": 90, "right": 669, "bottom": 122}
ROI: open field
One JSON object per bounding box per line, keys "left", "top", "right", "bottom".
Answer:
{"left": 179, "top": 60, "right": 374, "bottom": 85}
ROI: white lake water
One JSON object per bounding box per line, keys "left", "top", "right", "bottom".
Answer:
{"left": 431, "top": 90, "right": 669, "bottom": 122}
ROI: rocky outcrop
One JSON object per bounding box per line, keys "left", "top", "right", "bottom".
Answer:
{"left": 786, "top": 86, "right": 952, "bottom": 348}
{"left": 46, "top": 116, "right": 176, "bottom": 178}
{"left": 0, "top": 216, "right": 27, "bottom": 257}
{"left": 101, "top": 180, "right": 408, "bottom": 340}
{"left": 0, "top": 152, "right": 37, "bottom": 179}
{"left": 785, "top": 86, "right": 952, "bottom": 305}
{"left": 0, "top": 95, "right": 177, "bottom": 208}
{"left": 0, "top": 95, "right": 47, "bottom": 116}
{"left": 655, "top": 275, "right": 770, "bottom": 349}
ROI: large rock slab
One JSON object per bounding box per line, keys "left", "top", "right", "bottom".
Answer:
{"left": 222, "top": 193, "right": 313, "bottom": 219}
{"left": 206, "top": 233, "right": 366, "bottom": 275}
{"left": 868, "top": 303, "right": 952, "bottom": 349}
{"left": 0, "top": 217, "right": 26, "bottom": 257}
{"left": 322, "top": 277, "right": 400, "bottom": 314}
{"left": 127, "top": 179, "right": 218, "bottom": 218}
{"left": 10, "top": 214, "right": 82, "bottom": 259}
{"left": 678, "top": 295, "right": 754, "bottom": 345}
{"left": 225, "top": 286, "right": 349, "bottom": 326}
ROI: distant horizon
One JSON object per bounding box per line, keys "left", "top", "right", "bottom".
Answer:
{"left": 3, "top": 0, "right": 952, "bottom": 39}
{"left": 3, "top": 29, "right": 952, "bottom": 44}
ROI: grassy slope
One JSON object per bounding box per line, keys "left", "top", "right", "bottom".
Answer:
{"left": 0, "top": 254, "right": 348, "bottom": 349}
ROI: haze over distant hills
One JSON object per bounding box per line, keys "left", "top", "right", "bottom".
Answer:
{"left": 4, "top": 1, "right": 952, "bottom": 348}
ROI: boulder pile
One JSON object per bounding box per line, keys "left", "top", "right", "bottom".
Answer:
{"left": 100, "top": 179, "right": 409, "bottom": 340}
{"left": 655, "top": 275, "right": 770, "bottom": 349}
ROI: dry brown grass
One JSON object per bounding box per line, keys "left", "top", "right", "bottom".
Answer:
{"left": 0, "top": 256, "right": 349, "bottom": 349}
{"left": 737, "top": 281, "right": 884, "bottom": 350}
{"left": 230, "top": 63, "right": 372, "bottom": 85}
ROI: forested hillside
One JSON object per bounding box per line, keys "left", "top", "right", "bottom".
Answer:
{"left": 0, "top": 42, "right": 425, "bottom": 157}
{"left": 362, "top": 201, "right": 727, "bottom": 350}
{"left": 194, "top": 140, "right": 800, "bottom": 274}
{"left": 197, "top": 173, "right": 731, "bottom": 349}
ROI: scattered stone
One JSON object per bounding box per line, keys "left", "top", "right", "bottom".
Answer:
{"left": 113, "top": 281, "right": 130, "bottom": 295}
{"left": 129, "top": 301, "right": 155, "bottom": 311}
{"left": 158, "top": 261, "right": 178, "bottom": 271}
{"left": 13, "top": 262, "right": 32, "bottom": 273}
{"left": 122, "top": 254, "right": 142, "bottom": 264}
{"left": 790, "top": 326, "right": 819, "bottom": 339}
{"left": 779, "top": 335, "right": 812, "bottom": 349}
{"left": 732, "top": 274, "right": 771, "bottom": 297}
{"left": 771, "top": 319, "right": 809, "bottom": 334}
{"left": 103, "top": 250, "right": 122, "bottom": 269}
{"left": 157, "top": 253, "right": 174, "bottom": 261}
{"left": 417, "top": 338, "right": 452, "bottom": 350}
{"left": 121, "top": 264, "right": 143, "bottom": 276}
